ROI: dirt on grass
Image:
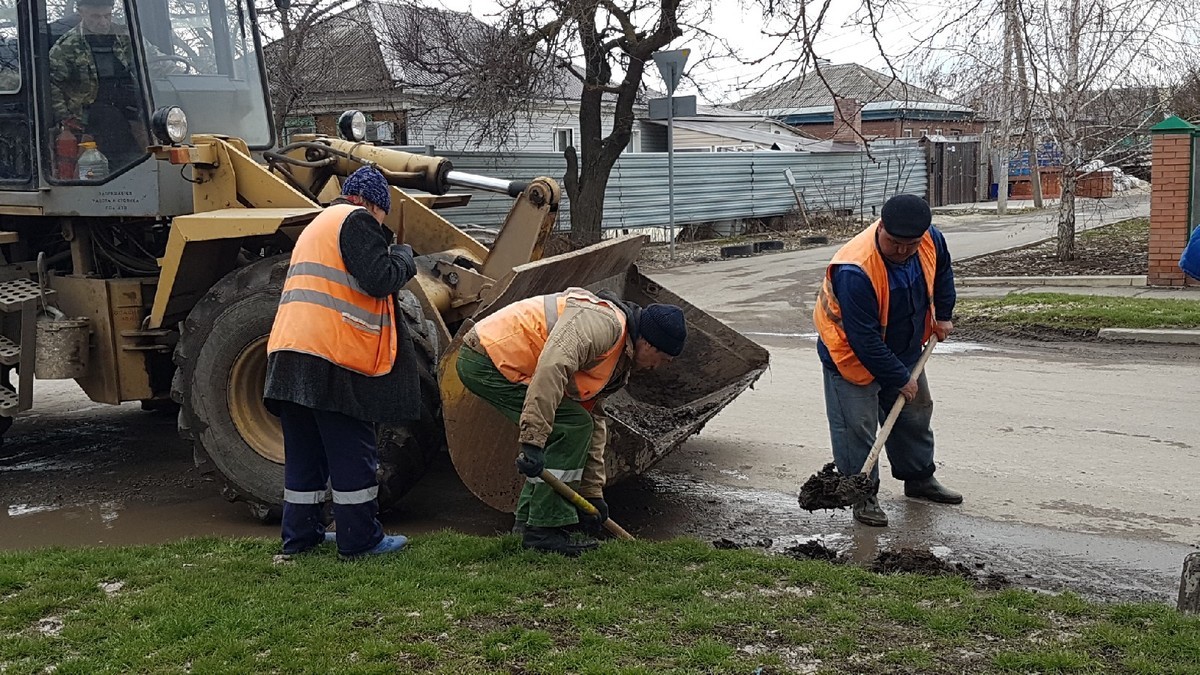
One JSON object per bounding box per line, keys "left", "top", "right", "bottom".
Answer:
{"left": 955, "top": 217, "right": 1148, "bottom": 277}
{"left": 782, "top": 540, "right": 842, "bottom": 563}
{"left": 871, "top": 548, "right": 1011, "bottom": 590}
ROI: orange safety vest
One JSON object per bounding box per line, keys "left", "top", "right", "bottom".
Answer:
{"left": 474, "top": 288, "right": 628, "bottom": 404}
{"left": 267, "top": 203, "right": 397, "bottom": 376}
{"left": 813, "top": 221, "right": 937, "bottom": 385}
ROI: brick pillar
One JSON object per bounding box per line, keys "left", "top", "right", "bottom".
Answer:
{"left": 1148, "top": 116, "right": 1196, "bottom": 286}
{"left": 832, "top": 97, "right": 863, "bottom": 145}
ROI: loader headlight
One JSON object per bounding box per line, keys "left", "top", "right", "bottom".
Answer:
{"left": 338, "top": 110, "right": 367, "bottom": 142}
{"left": 151, "top": 106, "right": 188, "bottom": 145}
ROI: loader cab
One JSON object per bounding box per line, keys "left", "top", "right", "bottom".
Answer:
{"left": 0, "top": 0, "right": 272, "bottom": 199}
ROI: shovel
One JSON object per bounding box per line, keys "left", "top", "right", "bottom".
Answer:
{"left": 798, "top": 335, "right": 939, "bottom": 511}
{"left": 537, "top": 469, "right": 635, "bottom": 541}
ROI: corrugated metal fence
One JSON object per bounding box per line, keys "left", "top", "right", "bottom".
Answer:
{"left": 435, "top": 145, "right": 927, "bottom": 233}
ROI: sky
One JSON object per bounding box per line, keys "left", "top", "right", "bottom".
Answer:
{"left": 426, "top": 0, "right": 946, "bottom": 106}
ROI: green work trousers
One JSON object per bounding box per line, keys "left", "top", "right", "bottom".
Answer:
{"left": 456, "top": 347, "right": 593, "bottom": 528}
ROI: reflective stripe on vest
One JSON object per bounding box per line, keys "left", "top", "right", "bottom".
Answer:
{"left": 474, "top": 288, "right": 628, "bottom": 402}
{"left": 813, "top": 221, "right": 938, "bottom": 385}
{"left": 266, "top": 203, "right": 398, "bottom": 376}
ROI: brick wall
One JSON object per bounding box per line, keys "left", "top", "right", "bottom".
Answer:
{"left": 797, "top": 118, "right": 985, "bottom": 141}
{"left": 1148, "top": 130, "right": 1193, "bottom": 286}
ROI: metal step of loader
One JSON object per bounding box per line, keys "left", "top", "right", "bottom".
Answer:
{"left": 0, "top": 277, "right": 54, "bottom": 418}
{"left": 0, "top": 335, "right": 18, "bottom": 366}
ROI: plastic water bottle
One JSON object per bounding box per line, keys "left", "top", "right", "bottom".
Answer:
{"left": 76, "top": 141, "right": 109, "bottom": 181}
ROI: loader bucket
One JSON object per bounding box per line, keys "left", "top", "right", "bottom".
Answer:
{"left": 439, "top": 235, "right": 770, "bottom": 513}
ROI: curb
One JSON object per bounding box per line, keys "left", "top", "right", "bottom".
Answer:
{"left": 1098, "top": 328, "right": 1200, "bottom": 345}
{"left": 957, "top": 275, "right": 1147, "bottom": 288}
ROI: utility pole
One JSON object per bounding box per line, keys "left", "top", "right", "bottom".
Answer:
{"left": 997, "top": 0, "right": 1015, "bottom": 215}
{"left": 1009, "top": 0, "right": 1043, "bottom": 208}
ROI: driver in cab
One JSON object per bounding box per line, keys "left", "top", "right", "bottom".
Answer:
{"left": 48, "top": 0, "right": 168, "bottom": 169}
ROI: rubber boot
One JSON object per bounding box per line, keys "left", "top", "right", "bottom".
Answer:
{"left": 904, "top": 476, "right": 963, "bottom": 504}
{"left": 853, "top": 496, "right": 888, "bottom": 527}
{"left": 522, "top": 525, "right": 598, "bottom": 557}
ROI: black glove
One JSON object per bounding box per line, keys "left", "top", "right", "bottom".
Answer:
{"left": 578, "top": 497, "right": 609, "bottom": 535}
{"left": 515, "top": 443, "right": 545, "bottom": 478}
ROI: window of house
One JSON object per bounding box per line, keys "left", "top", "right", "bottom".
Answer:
{"left": 934, "top": 128, "right": 943, "bottom": 136}
{"left": 628, "top": 128, "right": 641, "bottom": 153}
{"left": 903, "top": 129, "right": 913, "bottom": 138}
{"left": 919, "top": 128, "right": 929, "bottom": 137}
{"left": 553, "top": 128, "right": 573, "bottom": 152}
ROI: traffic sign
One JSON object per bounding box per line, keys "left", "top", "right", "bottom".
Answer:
{"left": 652, "top": 49, "right": 690, "bottom": 95}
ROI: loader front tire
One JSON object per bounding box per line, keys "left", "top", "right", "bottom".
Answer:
{"left": 173, "top": 255, "right": 443, "bottom": 521}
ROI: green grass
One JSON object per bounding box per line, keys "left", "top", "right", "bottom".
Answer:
{"left": 1078, "top": 216, "right": 1149, "bottom": 242}
{"left": 957, "top": 293, "right": 1200, "bottom": 331}
{"left": 0, "top": 533, "right": 1197, "bottom": 673}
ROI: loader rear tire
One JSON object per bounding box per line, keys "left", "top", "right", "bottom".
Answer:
{"left": 172, "top": 255, "right": 443, "bottom": 522}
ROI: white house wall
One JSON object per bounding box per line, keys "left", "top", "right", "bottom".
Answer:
{"left": 405, "top": 102, "right": 632, "bottom": 152}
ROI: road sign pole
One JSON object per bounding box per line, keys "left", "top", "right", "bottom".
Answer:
{"left": 652, "top": 49, "right": 690, "bottom": 263}
{"left": 668, "top": 79, "right": 675, "bottom": 261}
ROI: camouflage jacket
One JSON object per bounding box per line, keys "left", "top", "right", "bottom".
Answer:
{"left": 48, "top": 26, "right": 139, "bottom": 123}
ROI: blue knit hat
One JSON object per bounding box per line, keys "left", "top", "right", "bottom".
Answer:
{"left": 640, "top": 304, "right": 687, "bottom": 357}
{"left": 342, "top": 166, "right": 391, "bottom": 214}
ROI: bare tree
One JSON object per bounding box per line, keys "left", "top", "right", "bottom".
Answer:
{"left": 257, "top": 0, "right": 362, "bottom": 133}
{"left": 1019, "top": 0, "right": 1189, "bottom": 260}
{"left": 380, "top": 0, "right": 731, "bottom": 245}
{"left": 907, "top": 0, "right": 1188, "bottom": 260}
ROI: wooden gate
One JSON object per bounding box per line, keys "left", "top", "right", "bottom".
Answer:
{"left": 924, "top": 137, "right": 980, "bottom": 206}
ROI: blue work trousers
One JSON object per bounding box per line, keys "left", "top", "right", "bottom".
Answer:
{"left": 822, "top": 367, "right": 937, "bottom": 482}
{"left": 278, "top": 401, "right": 384, "bottom": 556}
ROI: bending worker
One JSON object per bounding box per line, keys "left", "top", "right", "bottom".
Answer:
{"left": 457, "top": 288, "right": 687, "bottom": 556}
{"left": 265, "top": 166, "right": 417, "bottom": 558}
{"left": 814, "top": 194, "right": 960, "bottom": 527}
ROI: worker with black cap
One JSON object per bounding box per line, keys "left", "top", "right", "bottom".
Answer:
{"left": 812, "top": 193, "right": 959, "bottom": 527}
{"left": 457, "top": 288, "right": 687, "bottom": 556}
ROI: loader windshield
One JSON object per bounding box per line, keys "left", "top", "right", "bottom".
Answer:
{"left": 136, "top": 0, "right": 271, "bottom": 146}
{"left": 38, "top": 0, "right": 270, "bottom": 182}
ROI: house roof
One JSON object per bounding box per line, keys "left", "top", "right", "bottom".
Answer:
{"left": 265, "top": 0, "right": 622, "bottom": 104}
{"left": 642, "top": 118, "right": 834, "bottom": 151}
{"left": 733, "top": 63, "right": 968, "bottom": 116}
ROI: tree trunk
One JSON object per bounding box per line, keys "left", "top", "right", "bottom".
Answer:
{"left": 997, "top": 0, "right": 1014, "bottom": 214}
{"left": 1056, "top": 168, "right": 1077, "bottom": 261}
{"left": 1055, "top": 0, "right": 1082, "bottom": 262}
{"left": 1010, "top": 2, "right": 1043, "bottom": 208}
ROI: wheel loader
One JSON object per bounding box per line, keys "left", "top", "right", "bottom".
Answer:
{"left": 0, "top": 0, "right": 768, "bottom": 518}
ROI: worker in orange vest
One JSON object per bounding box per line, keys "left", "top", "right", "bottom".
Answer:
{"left": 265, "top": 166, "right": 417, "bottom": 558}
{"left": 813, "top": 194, "right": 959, "bottom": 528}
{"left": 457, "top": 289, "right": 687, "bottom": 555}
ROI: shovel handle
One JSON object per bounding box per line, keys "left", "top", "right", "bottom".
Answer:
{"left": 860, "top": 335, "right": 939, "bottom": 477}
{"left": 538, "top": 469, "right": 635, "bottom": 541}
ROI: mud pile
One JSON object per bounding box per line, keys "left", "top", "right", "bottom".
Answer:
{"left": 872, "top": 548, "right": 1010, "bottom": 589}
{"left": 797, "top": 462, "right": 875, "bottom": 511}
{"left": 782, "top": 539, "right": 841, "bottom": 562}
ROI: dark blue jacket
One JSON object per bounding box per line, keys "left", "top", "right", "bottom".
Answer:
{"left": 818, "top": 226, "right": 956, "bottom": 389}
